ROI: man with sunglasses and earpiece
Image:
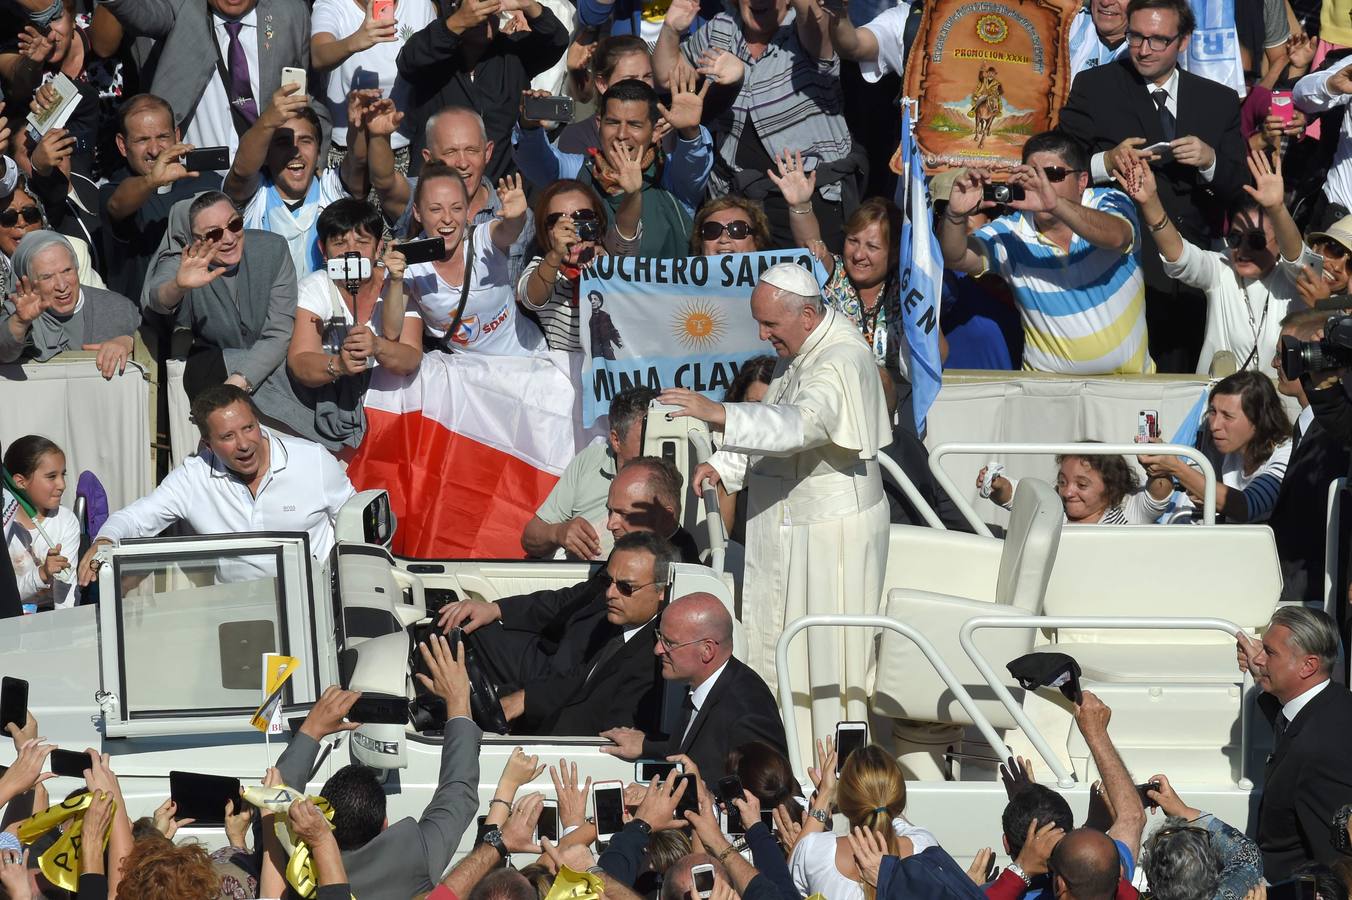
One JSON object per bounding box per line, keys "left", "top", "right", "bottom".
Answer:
{"left": 941, "top": 131, "right": 1153, "bottom": 375}
{"left": 437, "top": 457, "right": 700, "bottom": 736}
{"left": 1118, "top": 144, "right": 1320, "bottom": 375}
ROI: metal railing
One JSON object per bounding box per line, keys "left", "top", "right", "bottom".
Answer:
{"left": 775, "top": 615, "right": 1011, "bottom": 774}
{"left": 1325, "top": 478, "right": 1346, "bottom": 621}
{"left": 958, "top": 615, "right": 1254, "bottom": 788}
{"left": 929, "top": 442, "right": 1219, "bottom": 536}
{"left": 687, "top": 431, "right": 727, "bottom": 575}
{"left": 878, "top": 454, "right": 945, "bottom": 530}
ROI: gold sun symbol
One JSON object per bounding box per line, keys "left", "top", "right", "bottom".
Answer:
{"left": 671, "top": 302, "right": 726, "bottom": 350}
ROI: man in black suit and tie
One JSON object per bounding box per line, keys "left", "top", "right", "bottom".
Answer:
{"left": 1058, "top": 0, "right": 1247, "bottom": 373}
{"left": 436, "top": 457, "right": 698, "bottom": 734}
{"left": 1236, "top": 606, "right": 1352, "bottom": 878}
{"left": 1269, "top": 311, "right": 1351, "bottom": 605}
{"left": 599, "top": 592, "right": 788, "bottom": 785}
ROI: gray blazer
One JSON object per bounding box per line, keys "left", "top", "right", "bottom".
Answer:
{"left": 96, "top": 0, "right": 316, "bottom": 138}
{"left": 276, "top": 717, "right": 482, "bottom": 900}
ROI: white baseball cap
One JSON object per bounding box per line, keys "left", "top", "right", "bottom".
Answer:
{"left": 759, "top": 261, "right": 820, "bottom": 297}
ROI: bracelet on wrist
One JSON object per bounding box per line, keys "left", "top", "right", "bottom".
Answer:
{"left": 789, "top": 203, "right": 813, "bottom": 215}
{"left": 488, "top": 797, "right": 512, "bottom": 810}
{"left": 716, "top": 844, "right": 740, "bottom": 864}
{"left": 326, "top": 356, "right": 339, "bottom": 381}
{"left": 1147, "top": 213, "right": 1172, "bottom": 234}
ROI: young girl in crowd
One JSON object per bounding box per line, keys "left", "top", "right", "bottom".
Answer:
{"left": 4, "top": 435, "right": 79, "bottom": 610}
{"left": 977, "top": 452, "right": 1161, "bottom": 525}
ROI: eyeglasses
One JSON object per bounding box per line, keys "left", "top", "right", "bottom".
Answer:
{"left": 193, "top": 216, "right": 245, "bottom": 243}
{"left": 544, "top": 208, "right": 599, "bottom": 228}
{"left": 0, "top": 206, "right": 42, "bottom": 229}
{"left": 656, "top": 631, "right": 719, "bottom": 652}
{"left": 598, "top": 572, "right": 666, "bottom": 597}
{"left": 1041, "top": 166, "right": 1081, "bottom": 183}
{"left": 1125, "top": 30, "right": 1180, "bottom": 51}
{"left": 1225, "top": 229, "right": 1268, "bottom": 252}
{"left": 1314, "top": 238, "right": 1350, "bottom": 260}
{"left": 700, "top": 220, "right": 754, "bottom": 241}
{"left": 1150, "top": 824, "right": 1212, "bottom": 847}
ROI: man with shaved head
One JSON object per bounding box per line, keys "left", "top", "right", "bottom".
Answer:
{"left": 659, "top": 261, "right": 891, "bottom": 759}
{"left": 600, "top": 592, "right": 787, "bottom": 784}
{"left": 1048, "top": 829, "right": 1122, "bottom": 900}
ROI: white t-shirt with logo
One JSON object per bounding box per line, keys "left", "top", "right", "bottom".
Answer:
{"left": 310, "top": 0, "right": 437, "bottom": 149}
{"left": 404, "top": 222, "right": 546, "bottom": 356}
{"left": 296, "top": 268, "right": 420, "bottom": 369}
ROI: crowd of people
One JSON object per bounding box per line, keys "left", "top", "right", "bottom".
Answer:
{"left": 7, "top": 0, "right": 1352, "bottom": 893}
{"left": 0, "top": 605, "right": 1350, "bottom": 900}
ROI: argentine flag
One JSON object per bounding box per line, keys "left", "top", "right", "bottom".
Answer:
{"left": 894, "top": 102, "right": 944, "bottom": 435}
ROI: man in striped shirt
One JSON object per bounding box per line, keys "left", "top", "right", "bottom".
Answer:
{"left": 940, "top": 131, "right": 1154, "bottom": 375}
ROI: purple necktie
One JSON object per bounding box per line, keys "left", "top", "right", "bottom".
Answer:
{"left": 222, "top": 20, "right": 259, "bottom": 124}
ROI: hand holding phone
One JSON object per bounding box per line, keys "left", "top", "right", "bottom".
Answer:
{"left": 0, "top": 678, "right": 29, "bottom": 734}
{"left": 398, "top": 236, "right": 447, "bottom": 265}
{"left": 1143, "top": 142, "right": 1176, "bottom": 165}
{"left": 592, "top": 780, "right": 625, "bottom": 842}
{"left": 835, "top": 721, "right": 868, "bottom": 775}
{"left": 1270, "top": 90, "right": 1295, "bottom": 126}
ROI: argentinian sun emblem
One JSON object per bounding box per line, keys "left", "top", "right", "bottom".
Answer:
{"left": 671, "top": 302, "right": 726, "bottom": 350}
{"left": 976, "top": 14, "right": 1009, "bottom": 44}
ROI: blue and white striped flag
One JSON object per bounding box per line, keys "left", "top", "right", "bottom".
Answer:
{"left": 894, "top": 101, "right": 944, "bottom": 435}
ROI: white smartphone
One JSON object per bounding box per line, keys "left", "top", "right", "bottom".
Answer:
{"left": 281, "top": 66, "right": 307, "bottom": 96}
{"left": 691, "top": 863, "right": 716, "bottom": 899}
{"left": 835, "top": 721, "right": 868, "bottom": 775}
{"left": 634, "top": 759, "right": 681, "bottom": 785}
{"left": 534, "top": 799, "right": 559, "bottom": 843}
{"left": 1143, "top": 141, "right": 1175, "bottom": 164}
{"left": 592, "top": 780, "right": 625, "bottom": 842}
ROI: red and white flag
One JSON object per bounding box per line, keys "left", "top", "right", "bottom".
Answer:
{"left": 348, "top": 351, "right": 588, "bottom": 559}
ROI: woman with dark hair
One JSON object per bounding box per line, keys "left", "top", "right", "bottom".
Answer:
{"left": 726, "top": 740, "right": 806, "bottom": 821}
{"left": 690, "top": 196, "right": 773, "bottom": 256}
{"left": 977, "top": 450, "right": 1160, "bottom": 525}
{"left": 517, "top": 177, "right": 642, "bottom": 352}
{"left": 557, "top": 36, "right": 656, "bottom": 152}
{"left": 1141, "top": 370, "right": 1292, "bottom": 523}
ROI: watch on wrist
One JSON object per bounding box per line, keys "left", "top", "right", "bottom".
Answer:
{"left": 481, "top": 826, "right": 510, "bottom": 859}
{"left": 809, "top": 808, "right": 829, "bottom": 825}
{"left": 1006, "top": 863, "right": 1033, "bottom": 886}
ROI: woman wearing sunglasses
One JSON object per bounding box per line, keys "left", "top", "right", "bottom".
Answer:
{"left": 1296, "top": 216, "right": 1352, "bottom": 309}
{"left": 0, "top": 178, "right": 103, "bottom": 298}
{"left": 517, "top": 177, "right": 642, "bottom": 352}
{"left": 1117, "top": 147, "right": 1320, "bottom": 374}
{"left": 689, "top": 196, "right": 772, "bottom": 256}
{"left": 146, "top": 191, "right": 301, "bottom": 408}
{"left": 0, "top": 230, "right": 139, "bottom": 379}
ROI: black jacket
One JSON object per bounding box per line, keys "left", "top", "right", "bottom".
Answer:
{"left": 496, "top": 570, "right": 666, "bottom": 736}
{"left": 1057, "top": 57, "right": 1248, "bottom": 244}
{"left": 1269, "top": 414, "right": 1349, "bottom": 604}
{"left": 396, "top": 4, "right": 569, "bottom": 182}
{"left": 642, "top": 656, "right": 788, "bottom": 785}
{"left": 1256, "top": 683, "right": 1352, "bottom": 879}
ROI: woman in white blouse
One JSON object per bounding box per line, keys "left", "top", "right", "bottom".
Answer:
{"left": 790, "top": 745, "right": 938, "bottom": 900}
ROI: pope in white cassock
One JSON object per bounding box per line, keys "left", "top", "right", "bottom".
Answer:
{"left": 658, "top": 262, "right": 892, "bottom": 755}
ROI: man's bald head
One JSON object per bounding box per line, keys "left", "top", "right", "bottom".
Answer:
{"left": 606, "top": 456, "right": 683, "bottom": 541}
{"left": 655, "top": 592, "right": 734, "bottom": 685}
{"left": 423, "top": 107, "right": 493, "bottom": 193}
{"left": 1050, "top": 829, "right": 1120, "bottom": 900}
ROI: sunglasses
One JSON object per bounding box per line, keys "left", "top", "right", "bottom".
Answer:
{"left": 700, "top": 220, "right": 754, "bottom": 241}
{"left": 194, "top": 216, "right": 244, "bottom": 243}
{"left": 544, "top": 208, "right": 599, "bottom": 228}
{"left": 1225, "top": 229, "right": 1268, "bottom": 252}
{"left": 1041, "top": 166, "right": 1080, "bottom": 183}
{"left": 1314, "top": 238, "right": 1350, "bottom": 260}
{"left": 598, "top": 572, "right": 666, "bottom": 597}
{"left": 0, "top": 206, "right": 42, "bottom": 229}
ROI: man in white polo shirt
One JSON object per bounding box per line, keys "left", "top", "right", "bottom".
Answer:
{"left": 77, "top": 384, "right": 355, "bottom": 584}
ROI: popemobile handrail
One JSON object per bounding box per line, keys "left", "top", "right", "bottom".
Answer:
{"left": 775, "top": 614, "right": 1012, "bottom": 781}
{"left": 958, "top": 615, "right": 1255, "bottom": 789}
{"left": 929, "top": 442, "right": 1219, "bottom": 536}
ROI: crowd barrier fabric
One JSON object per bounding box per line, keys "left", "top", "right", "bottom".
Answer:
{"left": 0, "top": 358, "right": 152, "bottom": 513}
{"left": 577, "top": 250, "right": 828, "bottom": 426}
{"left": 346, "top": 350, "right": 589, "bottom": 559}
{"left": 899, "top": 0, "right": 1078, "bottom": 171}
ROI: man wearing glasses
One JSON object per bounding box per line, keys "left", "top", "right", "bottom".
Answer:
{"left": 941, "top": 131, "right": 1151, "bottom": 375}
{"left": 599, "top": 591, "right": 787, "bottom": 786}
{"left": 436, "top": 458, "right": 698, "bottom": 735}
{"left": 1058, "top": 0, "right": 1248, "bottom": 374}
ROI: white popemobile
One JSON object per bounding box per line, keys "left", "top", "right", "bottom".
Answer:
{"left": 0, "top": 413, "right": 1285, "bottom": 871}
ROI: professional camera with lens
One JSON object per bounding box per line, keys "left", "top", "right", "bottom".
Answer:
{"left": 1280, "top": 315, "right": 1352, "bottom": 380}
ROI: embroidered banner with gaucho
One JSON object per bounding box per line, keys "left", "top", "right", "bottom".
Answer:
{"left": 897, "top": 0, "right": 1078, "bottom": 173}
